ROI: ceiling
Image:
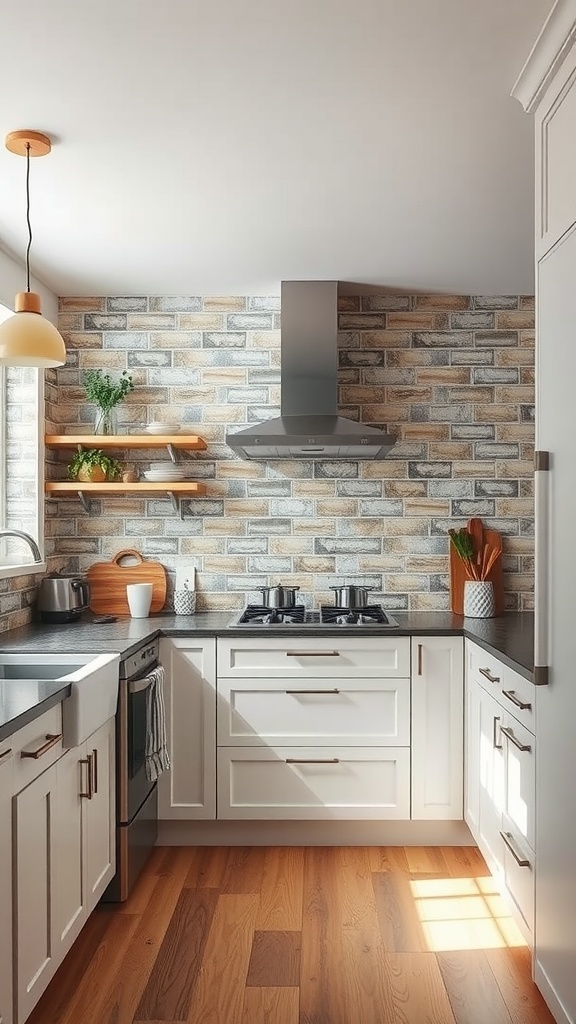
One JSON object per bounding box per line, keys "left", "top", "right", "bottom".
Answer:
{"left": 0, "top": 0, "right": 552, "bottom": 298}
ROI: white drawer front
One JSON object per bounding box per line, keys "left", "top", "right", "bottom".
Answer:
{"left": 11, "top": 704, "right": 64, "bottom": 794}
{"left": 502, "top": 831, "right": 535, "bottom": 939}
{"left": 217, "top": 676, "right": 410, "bottom": 746}
{"left": 217, "top": 746, "right": 410, "bottom": 819}
{"left": 217, "top": 637, "right": 410, "bottom": 678}
{"left": 500, "top": 665, "right": 535, "bottom": 733}
{"left": 502, "top": 712, "right": 535, "bottom": 851}
{"left": 466, "top": 641, "right": 504, "bottom": 694}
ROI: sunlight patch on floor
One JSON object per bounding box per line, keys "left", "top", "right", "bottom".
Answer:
{"left": 410, "top": 875, "right": 526, "bottom": 952}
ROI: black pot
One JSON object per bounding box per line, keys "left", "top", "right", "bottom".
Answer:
{"left": 329, "top": 584, "right": 375, "bottom": 608}
{"left": 259, "top": 585, "right": 300, "bottom": 608}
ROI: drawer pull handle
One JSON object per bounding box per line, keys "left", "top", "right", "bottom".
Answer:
{"left": 80, "top": 754, "right": 93, "bottom": 799}
{"left": 285, "top": 758, "right": 340, "bottom": 765}
{"left": 0, "top": 747, "right": 12, "bottom": 761}
{"left": 479, "top": 667, "right": 500, "bottom": 684}
{"left": 286, "top": 651, "right": 340, "bottom": 658}
{"left": 500, "top": 726, "right": 531, "bottom": 752}
{"left": 417, "top": 643, "right": 423, "bottom": 675}
{"left": 500, "top": 830, "right": 531, "bottom": 868}
{"left": 20, "top": 733, "right": 62, "bottom": 760}
{"left": 92, "top": 747, "right": 98, "bottom": 794}
{"left": 502, "top": 689, "right": 532, "bottom": 711}
{"left": 285, "top": 688, "right": 341, "bottom": 695}
{"left": 493, "top": 715, "right": 502, "bottom": 750}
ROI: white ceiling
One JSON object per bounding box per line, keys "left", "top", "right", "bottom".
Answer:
{"left": 0, "top": 0, "right": 552, "bottom": 298}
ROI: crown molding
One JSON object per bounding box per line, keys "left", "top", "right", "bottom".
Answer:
{"left": 512, "top": 0, "right": 576, "bottom": 112}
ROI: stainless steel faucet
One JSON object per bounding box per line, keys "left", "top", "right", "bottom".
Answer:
{"left": 0, "top": 529, "right": 42, "bottom": 562}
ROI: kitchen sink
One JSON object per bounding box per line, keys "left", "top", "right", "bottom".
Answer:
{"left": 0, "top": 651, "right": 120, "bottom": 746}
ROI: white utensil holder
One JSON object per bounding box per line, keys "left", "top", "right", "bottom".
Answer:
{"left": 174, "top": 589, "right": 196, "bottom": 615}
{"left": 463, "top": 580, "right": 495, "bottom": 618}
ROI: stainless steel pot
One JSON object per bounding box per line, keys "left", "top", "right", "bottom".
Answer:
{"left": 329, "top": 584, "right": 375, "bottom": 608}
{"left": 259, "top": 585, "right": 300, "bottom": 608}
{"left": 37, "top": 571, "right": 91, "bottom": 623}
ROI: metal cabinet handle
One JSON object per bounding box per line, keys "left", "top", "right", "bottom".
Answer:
{"left": 285, "top": 758, "right": 340, "bottom": 764}
{"left": 92, "top": 747, "right": 98, "bottom": 794}
{"left": 286, "top": 651, "right": 340, "bottom": 657}
{"left": 20, "top": 733, "right": 62, "bottom": 760}
{"left": 493, "top": 716, "right": 502, "bottom": 750}
{"left": 80, "top": 754, "right": 93, "bottom": 799}
{"left": 500, "top": 830, "right": 531, "bottom": 868}
{"left": 0, "top": 747, "right": 12, "bottom": 761}
{"left": 479, "top": 667, "right": 500, "bottom": 684}
{"left": 417, "top": 643, "right": 423, "bottom": 676}
{"left": 285, "top": 688, "right": 341, "bottom": 695}
{"left": 502, "top": 690, "right": 532, "bottom": 711}
{"left": 500, "top": 726, "right": 532, "bottom": 752}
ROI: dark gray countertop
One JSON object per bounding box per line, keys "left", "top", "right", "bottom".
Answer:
{"left": 0, "top": 610, "right": 534, "bottom": 740}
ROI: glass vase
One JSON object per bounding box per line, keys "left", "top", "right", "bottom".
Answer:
{"left": 94, "top": 407, "right": 118, "bottom": 436}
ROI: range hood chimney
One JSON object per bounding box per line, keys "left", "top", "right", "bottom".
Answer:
{"left": 226, "top": 281, "right": 396, "bottom": 460}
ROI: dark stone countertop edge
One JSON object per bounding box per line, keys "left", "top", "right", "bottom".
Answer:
{"left": 0, "top": 682, "right": 71, "bottom": 744}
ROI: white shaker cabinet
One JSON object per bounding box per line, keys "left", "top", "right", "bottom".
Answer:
{"left": 410, "top": 636, "right": 463, "bottom": 819}
{"left": 0, "top": 742, "right": 14, "bottom": 1024}
{"left": 158, "top": 638, "right": 216, "bottom": 820}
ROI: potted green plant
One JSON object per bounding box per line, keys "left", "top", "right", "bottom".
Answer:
{"left": 68, "top": 448, "right": 122, "bottom": 483}
{"left": 83, "top": 369, "right": 134, "bottom": 435}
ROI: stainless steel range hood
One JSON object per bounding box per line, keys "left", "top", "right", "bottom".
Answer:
{"left": 226, "top": 281, "right": 396, "bottom": 460}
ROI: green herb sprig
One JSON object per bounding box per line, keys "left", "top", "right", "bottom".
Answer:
{"left": 83, "top": 369, "right": 134, "bottom": 411}
{"left": 68, "top": 448, "right": 122, "bottom": 481}
{"left": 448, "top": 527, "right": 479, "bottom": 581}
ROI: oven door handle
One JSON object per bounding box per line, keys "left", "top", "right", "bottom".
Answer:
{"left": 128, "top": 674, "right": 156, "bottom": 695}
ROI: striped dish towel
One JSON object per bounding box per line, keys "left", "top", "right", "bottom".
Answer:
{"left": 145, "top": 665, "right": 171, "bottom": 781}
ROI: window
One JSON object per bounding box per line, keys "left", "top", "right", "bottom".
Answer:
{"left": 0, "top": 301, "right": 45, "bottom": 577}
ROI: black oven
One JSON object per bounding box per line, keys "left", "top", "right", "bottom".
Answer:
{"left": 103, "top": 638, "right": 160, "bottom": 902}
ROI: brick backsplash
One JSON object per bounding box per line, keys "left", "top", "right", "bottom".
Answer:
{"left": 41, "top": 292, "right": 535, "bottom": 613}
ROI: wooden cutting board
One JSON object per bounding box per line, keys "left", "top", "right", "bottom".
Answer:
{"left": 449, "top": 520, "right": 505, "bottom": 616}
{"left": 87, "top": 549, "right": 167, "bottom": 614}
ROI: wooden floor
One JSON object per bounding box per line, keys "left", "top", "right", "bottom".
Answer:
{"left": 29, "top": 845, "right": 555, "bottom": 1024}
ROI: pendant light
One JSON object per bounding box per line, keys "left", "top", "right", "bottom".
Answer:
{"left": 0, "top": 130, "right": 66, "bottom": 367}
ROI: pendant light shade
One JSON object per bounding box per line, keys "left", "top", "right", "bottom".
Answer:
{"left": 0, "top": 130, "right": 66, "bottom": 368}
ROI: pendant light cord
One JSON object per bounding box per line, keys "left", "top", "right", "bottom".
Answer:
{"left": 25, "top": 142, "right": 32, "bottom": 293}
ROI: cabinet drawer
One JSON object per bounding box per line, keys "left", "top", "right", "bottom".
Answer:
{"left": 466, "top": 641, "right": 504, "bottom": 693}
{"left": 217, "top": 637, "right": 410, "bottom": 678}
{"left": 502, "top": 712, "right": 535, "bottom": 850}
{"left": 217, "top": 676, "right": 410, "bottom": 746}
{"left": 217, "top": 746, "right": 410, "bottom": 820}
{"left": 501, "top": 830, "right": 535, "bottom": 939}
{"left": 11, "top": 705, "right": 64, "bottom": 793}
{"left": 500, "top": 665, "right": 535, "bottom": 733}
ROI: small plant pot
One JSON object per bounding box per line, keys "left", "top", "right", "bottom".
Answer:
{"left": 463, "top": 580, "right": 495, "bottom": 618}
{"left": 77, "top": 465, "right": 107, "bottom": 483}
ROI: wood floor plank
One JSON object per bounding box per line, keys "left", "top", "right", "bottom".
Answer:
{"left": 383, "top": 951, "right": 458, "bottom": 1024}
{"left": 405, "top": 846, "right": 450, "bottom": 876}
{"left": 86, "top": 848, "right": 194, "bottom": 1024}
{"left": 486, "top": 947, "right": 557, "bottom": 1024}
{"left": 256, "top": 846, "right": 304, "bottom": 931}
{"left": 443, "top": 846, "right": 491, "bottom": 879}
{"left": 188, "top": 845, "right": 232, "bottom": 888}
{"left": 246, "top": 930, "right": 301, "bottom": 987}
{"left": 299, "top": 847, "right": 345, "bottom": 1024}
{"left": 368, "top": 845, "right": 411, "bottom": 874}
{"left": 186, "top": 893, "right": 259, "bottom": 1024}
{"left": 135, "top": 887, "right": 219, "bottom": 1020}
{"left": 373, "top": 870, "right": 428, "bottom": 953}
{"left": 437, "top": 950, "right": 513, "bottom": 1024}
{"left": 241, "top": 987, "right": 299, "bottom": 1024}
{"left": 221, "top": 845, "right": 267, "bottom": 894}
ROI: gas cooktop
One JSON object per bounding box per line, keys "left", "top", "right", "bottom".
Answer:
{"left": 228, "top": 605, "right": 400, "bottom": 628}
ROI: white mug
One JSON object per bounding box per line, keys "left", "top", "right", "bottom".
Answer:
{"left": 126, "top": 582, "right": 153, "bottom": 618}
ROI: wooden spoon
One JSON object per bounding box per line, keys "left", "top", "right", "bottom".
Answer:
{"left": 467, "top": 517, "right": 484, "bottom": 579}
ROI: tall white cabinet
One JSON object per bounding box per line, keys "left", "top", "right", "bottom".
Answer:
{"left": 513, "top": 5, "right": 576, "bottom": 1021}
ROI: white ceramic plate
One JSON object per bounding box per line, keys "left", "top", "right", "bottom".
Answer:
{"left": 145, "top": 423, "right": 181, "bottom": 435}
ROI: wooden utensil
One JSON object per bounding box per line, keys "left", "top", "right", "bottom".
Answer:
{"left": 449, "top": 521, "right": 505, "bottom": 615}
{"left": 468, "top": 517, "right": 484, "bottom": 577}
{"left": 87, "top": 549, "right": 167, "bottom": 615}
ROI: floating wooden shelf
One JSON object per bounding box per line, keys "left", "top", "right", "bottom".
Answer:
{"left": 44, "top": 433, "right": 208, "bottom": 517}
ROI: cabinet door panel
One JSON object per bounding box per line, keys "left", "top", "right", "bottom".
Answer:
{"left": 478, "top": 686, "right": 505, "bottom": 880}
{"left": 84, "top": 719, "right": 116, "bottom": 909}
{"left": 54, "top": 748, "right": 84, "bottom": 959}
{"left": 411, "top": 637, "right": 463, "bottom": 820}
{"left": 502, "top": 712, "right": 535, "bottom": 852}
{"left": 158, "top": 639, "right": 216, "bottom": 819}
{"left": 218, "top": 746, "right": 410, "bottom": 820}
{"left": 218, "top": 676, "right": 410, "bottom": 746}
{"left": 464, "top": 673, "right": 481, "bottom": 837}
{"left": 14, "top": 763, "right": 59, "bottom": 1023}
